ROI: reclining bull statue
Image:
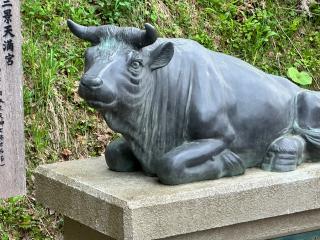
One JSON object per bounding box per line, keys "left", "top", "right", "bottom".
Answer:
{"left": 67, "top": 20, "right": 320, "bottom": 185}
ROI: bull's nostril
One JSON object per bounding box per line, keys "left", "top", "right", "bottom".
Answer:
{"left": 91, "top": 78, "right": 103, "bottom": 86}
{"left": 81, "top": 77, "right": 103, "bottom": 87}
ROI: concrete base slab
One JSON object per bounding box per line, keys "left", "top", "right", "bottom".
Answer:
{"left": 64, "top": 217, "right": 114, "bottom": 240}
{"left": 165, "top": 209, "right": 320, "bottom": 240}
{"left": 35, "top": 157, "right": 320, "bottom": 240}
{"left": 64, "top": 209, "right": 320, "bottom": 240}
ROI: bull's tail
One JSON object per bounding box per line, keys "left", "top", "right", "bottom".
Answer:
{"left": 293, "top": 122, "right": 320, "bottom": 147}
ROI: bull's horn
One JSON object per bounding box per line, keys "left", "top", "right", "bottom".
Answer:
{"left": 67, "top": 19, "right": 100, "bottom": 44}
{"left": 144, "top": 23, "right": 158, "bottom": 45}
{"left": 131, "top": 23, "right": 158, "bottom": 48}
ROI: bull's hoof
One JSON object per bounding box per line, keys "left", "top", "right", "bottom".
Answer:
{"left": 262, "top": 135, "right": 306, "bottom": 172}
{"left": 220, "top": 150, "right": 246, "bottom": 177}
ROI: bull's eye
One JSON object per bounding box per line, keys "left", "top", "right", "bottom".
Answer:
{"left": 131, "top": 60, "right": 142, "bottom": 69}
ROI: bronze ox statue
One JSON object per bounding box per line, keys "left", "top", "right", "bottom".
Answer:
{"left": 68, "top": 20, "right": 320, "bottom": 185}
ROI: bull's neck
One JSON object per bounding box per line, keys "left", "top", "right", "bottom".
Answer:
{"left": 104, "top": 69, "right": 191, "bottom": 172}
{"left": 133, "top": 74, "right": 189, "bottom": 158}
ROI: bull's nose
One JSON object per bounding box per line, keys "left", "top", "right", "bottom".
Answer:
{"left": 81, "top": 76, "right": 103, "bottom": 88}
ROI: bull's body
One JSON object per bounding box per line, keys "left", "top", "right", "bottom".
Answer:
{"left": 68, "top": 20, "right": 320, "bottom": 185}
{"left": 154, "top": 39, "right": 300, "bottom": 165}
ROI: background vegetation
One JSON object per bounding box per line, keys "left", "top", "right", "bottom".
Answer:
{"left": 0, "top": 0, "right": 319, "bottom": 239}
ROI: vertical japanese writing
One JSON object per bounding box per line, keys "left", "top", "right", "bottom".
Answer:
{"left": 0, "top": 85, "right": 4, "bottom": 167}
{"left": 0, "top": 0, "right": 26, "bottom": 197}
{"left": 0, "top": 0, "right": 14, "bottom": 167}
{"left": 2, "top": 0, "right": 14, "bottom": 66}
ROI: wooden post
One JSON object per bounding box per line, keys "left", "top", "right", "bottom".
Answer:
{"left": 0, "top": 0, "right": 25, "bottom": 198}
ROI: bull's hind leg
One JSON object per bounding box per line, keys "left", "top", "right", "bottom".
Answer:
{"left": 262, "top": 135, "right": 306, "bottom": 172}
{"left": 155, "top": 139, "right": 246, "bottom": 185}
{"left": 295, "top": 91, "right": 320, "bottom": 162}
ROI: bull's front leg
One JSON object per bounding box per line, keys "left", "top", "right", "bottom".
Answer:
{"left": 105, "top": 137, "right": 141, "bottom": 172}
{"left": 155, "top": 139, "right": 246, "bottom": 185}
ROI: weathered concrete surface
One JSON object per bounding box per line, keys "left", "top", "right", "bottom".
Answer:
{"left": 35, "top": 157, "right": 320, "bottom": 240}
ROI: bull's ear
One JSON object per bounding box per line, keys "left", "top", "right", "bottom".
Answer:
{"left": 149, "top": 42, "right": 174, "bottom": 71}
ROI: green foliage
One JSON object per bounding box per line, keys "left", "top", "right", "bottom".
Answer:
{"left": 0, "top": 196, "right": 59, "bottom": 239}
{"left": 287, "top": 67, "right": 313, "bottom": 85}
{"left": 88, "top": 0, "right": 139, "bottom": 24}
{"left": 1, "top": 0, "right": 317, "bottom": 238}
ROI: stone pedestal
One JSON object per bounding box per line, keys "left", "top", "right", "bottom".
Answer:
{"left": 35, "top": 157, "right": 320, "bottom": 240}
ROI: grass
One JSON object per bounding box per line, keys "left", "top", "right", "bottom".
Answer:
{"left": 0, "top": 0, "right": 319, "bottom": 238}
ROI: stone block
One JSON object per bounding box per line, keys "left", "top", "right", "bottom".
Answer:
{"left": 35, "top": 157, "right": 320, "bottom": 239}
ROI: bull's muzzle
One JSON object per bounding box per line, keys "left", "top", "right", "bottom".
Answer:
{"left": 80, "top": 75, "right": 103, "bottom": 88}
